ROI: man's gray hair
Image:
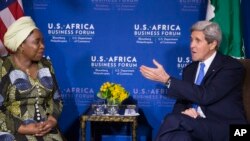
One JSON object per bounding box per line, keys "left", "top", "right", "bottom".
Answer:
{"left": 191, "top": 21, "right": 222, "bottom": 48}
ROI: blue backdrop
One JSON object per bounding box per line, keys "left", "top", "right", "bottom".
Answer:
{"left": 22, "top": 0, "right": 250, "bottom": 140}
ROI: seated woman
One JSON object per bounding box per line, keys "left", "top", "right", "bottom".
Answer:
{"left": 0, "top": 16, "right": 64, "bottom": 141}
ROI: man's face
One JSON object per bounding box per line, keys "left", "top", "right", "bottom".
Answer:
{"left": 190, "top": 31, "right": 216, "bottom": 62}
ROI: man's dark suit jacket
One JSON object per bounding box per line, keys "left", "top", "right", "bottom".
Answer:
{"left": 158, "top": 52, "right": 247, "bottom": 141}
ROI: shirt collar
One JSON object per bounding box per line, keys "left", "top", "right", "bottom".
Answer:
{"left": 199, "top": 51, "right": 217, "bottom": 74}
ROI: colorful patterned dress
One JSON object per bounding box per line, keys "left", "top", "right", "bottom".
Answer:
{"left": 0, "top": 56, "right": 63, "bottom": 141}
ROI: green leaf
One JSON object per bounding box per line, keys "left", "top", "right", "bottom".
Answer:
{"left": 97, "top": 92, "right": 106, "bottom": 99}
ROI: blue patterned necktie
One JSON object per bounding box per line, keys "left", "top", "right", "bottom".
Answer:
{"left": 193, "top": 62, "right": 205, "bottom": 109}
{"left": 195, "top": 63, "right": 205, "bottom": 85}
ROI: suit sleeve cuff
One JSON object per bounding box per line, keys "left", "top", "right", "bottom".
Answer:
{"left": 164, "top": 77, "right": 171, "bottom": 88}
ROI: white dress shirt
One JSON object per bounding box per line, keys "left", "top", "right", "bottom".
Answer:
{"left": 195, "top": 52, "right": 217, "bottom": 118}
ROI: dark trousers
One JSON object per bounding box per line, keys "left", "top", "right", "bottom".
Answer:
{"left": 155, "top": 113, "right": 229, "bottom": 141}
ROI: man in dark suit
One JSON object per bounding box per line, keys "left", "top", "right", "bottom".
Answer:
{"left": 140, "top": 21, "right": 247, "bottom": 141}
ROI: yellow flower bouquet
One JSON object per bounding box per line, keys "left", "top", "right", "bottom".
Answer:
{"left": 97, "top": 82, "right": 129, "bottom": 105}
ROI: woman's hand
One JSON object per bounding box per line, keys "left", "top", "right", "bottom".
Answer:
{"left": 181, "top": 108, "right": 200, "bottom": 119}
{"left": 39, "top": 115, "right": 57, "bottom": 135}
{"left": 17, "top": 123, "right": 43, "bottom": 136}
{"left": 17, "top": 115, "right": 58, "bottom": 136}
{"left": 140, "top": 59, "right": 170, "bottom": 83}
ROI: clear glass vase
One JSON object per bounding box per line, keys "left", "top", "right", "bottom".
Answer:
{"left": 106, "top": 100, "right": 119, "bottom": 115}
{"left": 107, "top": 104, "right": 119, "bottom": 115}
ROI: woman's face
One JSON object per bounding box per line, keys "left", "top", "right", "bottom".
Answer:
{"left": 21, "top": 29, "right": 45, "bottom": 61}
